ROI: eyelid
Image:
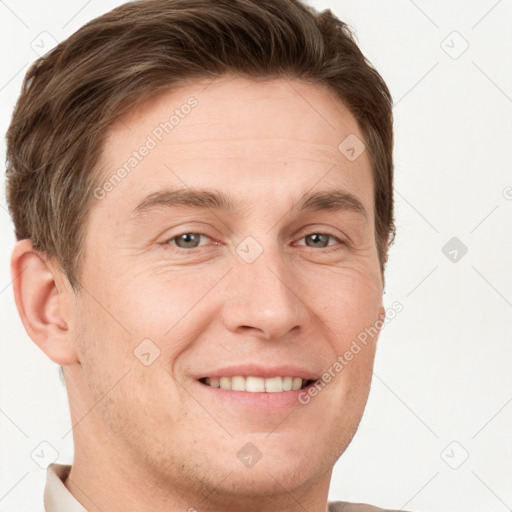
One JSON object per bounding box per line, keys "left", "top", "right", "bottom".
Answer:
{"left": 157, "top": 222, "right": 219, "bottom": 245}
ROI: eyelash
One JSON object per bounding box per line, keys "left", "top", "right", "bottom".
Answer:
{"left": 163, "top": 231, "right": 348, "bottom": 253}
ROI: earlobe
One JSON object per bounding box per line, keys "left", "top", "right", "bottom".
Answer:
{"left": 10, "top": 240, "right": 79, "bottom": 365}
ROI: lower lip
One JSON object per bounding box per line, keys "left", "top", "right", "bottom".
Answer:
{"left": 194, "top": 380, "right": 316, "bottom": 412}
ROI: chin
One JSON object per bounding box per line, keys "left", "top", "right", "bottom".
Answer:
{"left": 224, "top": 437, "right": 334, "bottom": 495}
{"left": 213, "top": 462, "right": 317, "bottom": 499}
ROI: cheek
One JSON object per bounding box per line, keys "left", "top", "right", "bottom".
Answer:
{"left": 106, "top": 269, "right": 218, "bottom": 366}
{"left": 309, "top": 265, "right": 381, "bottom": 404}
{"left": 74, "top": 264, "right": 226, "bottom": 391}
{"left": 314, "top": 266, "right": 382, "bottom": 342}
{"left": 70, "top": 295, "right": 183, "bottom": 441}
{"left": 103, "top": 261, "right": 214, "bottom": 325}
{"left": 72, "top": 301, "right": 132, "bottom": 388}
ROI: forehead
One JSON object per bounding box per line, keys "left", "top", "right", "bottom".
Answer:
{"left": 96, "top": 75, "right": 374, "bottom": 219}
{"left": 107, "top": 75, "right": 363, "bottom": 153}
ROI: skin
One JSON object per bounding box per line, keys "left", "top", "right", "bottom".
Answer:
{"left": 12, "top": 75, "right": 386, "bottom": 512}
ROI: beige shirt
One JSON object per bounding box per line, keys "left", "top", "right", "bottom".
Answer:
{"left": 44, "top": 463, "right": 405, "bottom": 512}
{"left": 44, "top": 464, "right": 86, "bottom": 512}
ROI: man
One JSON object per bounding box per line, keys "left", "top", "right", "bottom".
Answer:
{"left": 6, "top": 0, "right": 403, "bottom": 510}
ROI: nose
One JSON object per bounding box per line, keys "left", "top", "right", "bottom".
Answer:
{"left": 221, "top": 244, "right": 310, "bottom": 341}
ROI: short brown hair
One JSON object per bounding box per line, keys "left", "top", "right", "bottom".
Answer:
{"left": 6, "top": 0, "right": 395, "bottom": 289}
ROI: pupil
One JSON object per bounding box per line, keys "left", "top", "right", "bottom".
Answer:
{"left": 308, "top": 234, "right": 327, "bottom": 247}
{"left": 179, "top": 233, "right": 199, "bottom": 248}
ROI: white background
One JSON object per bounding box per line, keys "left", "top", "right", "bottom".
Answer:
{"left": 1, "top": 1, "right": 511, "bottom": 511}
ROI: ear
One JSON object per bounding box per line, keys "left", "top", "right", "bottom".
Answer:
{"left": 10, "top": 239, "right": 79, "bottom": 365}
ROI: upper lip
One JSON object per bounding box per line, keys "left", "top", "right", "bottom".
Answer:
{"left": 194, "top": 364, "right": 320, "bottom": 381}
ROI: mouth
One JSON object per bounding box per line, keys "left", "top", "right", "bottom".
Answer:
{"left": 192, "top": 364, "right": 322, "bottom": 411}
{"left": 198, "top": 376, "right": 316, "bottom": 392}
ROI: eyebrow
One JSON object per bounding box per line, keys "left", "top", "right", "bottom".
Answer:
{"left": 130, "top": 187, "right": 368, "bottom": 220}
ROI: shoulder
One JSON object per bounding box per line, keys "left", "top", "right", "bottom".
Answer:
{"left": 328, "top": 501, "right": 410, "bottom": 512}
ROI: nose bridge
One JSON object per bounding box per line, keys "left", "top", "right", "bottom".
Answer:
{"left": 221, "top": 238, "right": 307, "bottom": 340}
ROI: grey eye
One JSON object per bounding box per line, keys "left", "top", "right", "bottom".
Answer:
{"left": 170, "top": 233, "right": 204, "bottom": 249}
{"left": 304, "top": 233, "right": 331, "bottom": 248}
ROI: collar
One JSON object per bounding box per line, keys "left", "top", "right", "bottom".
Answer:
{"left": 44, "top": 464, "right": 87, "bottom": 512}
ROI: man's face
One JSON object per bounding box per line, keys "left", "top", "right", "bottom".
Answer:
{"left": 69, "top": 76, "right": 385, "bottom": 499}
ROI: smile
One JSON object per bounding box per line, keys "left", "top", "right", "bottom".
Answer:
{"left": 199, "top": 376, "right": 315, "bottom": 392}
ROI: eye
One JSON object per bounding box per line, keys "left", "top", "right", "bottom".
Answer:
{"left": 166, "top": 232, "right": 211, "bottom": 249}
{"left": 163, "top": 231, "right": 346, "bottom": 252}
{"left": 297, "top": 233, "right": 346, "bottom": 251}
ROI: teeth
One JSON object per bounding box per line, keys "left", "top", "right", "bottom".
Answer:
{"left": 231, "top": 376, "right": 245, "bottom": 391}
{"left": 265, "top": 376, "right": 282, "bottom": 393}
{"left": 205, "top": 376, "right": 310, "bottom": 392}
{"left": 219, "top": 377, "right": 231, "bottom": 390}
{"left": 209, "top": 377, "right": 220, "bottom": 388}
{"left": 292, "top": 377, "right": 302, "bottom": 390}
{"left": 246, "top": 376, "right": 265, "bottom": 392}
{"left": 282, "top": 376, "right": 293, "bottom": 391}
